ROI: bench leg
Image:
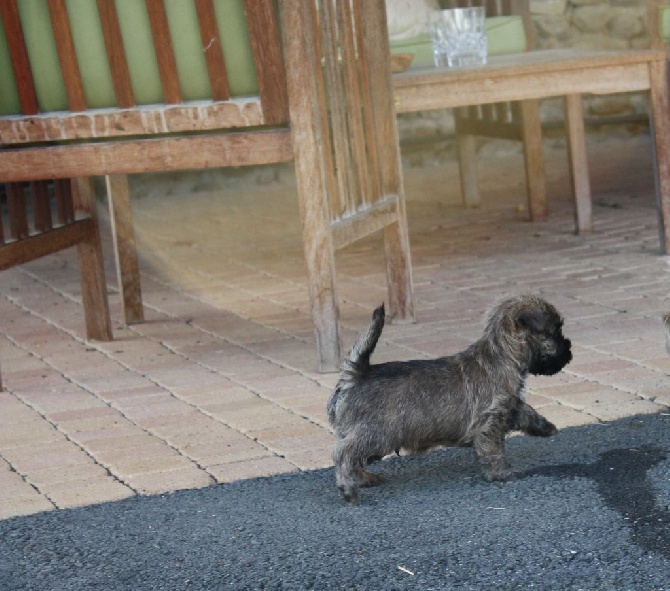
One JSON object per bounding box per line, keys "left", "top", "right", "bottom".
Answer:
{"left": 564, "top": 94, "right": 593, "bottom": 233}
{"left": 520, "top": 99, "right": 548, "bottom": 222}
{"left": 384, "top": 208, "right": 415, "bottom": 324}
{"left": 72, "top": 178, "right": 113, "bottom": 341}
{"left": 106, "top": 174, "right": 144, "bottom": 324}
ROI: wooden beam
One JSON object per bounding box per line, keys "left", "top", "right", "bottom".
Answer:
{"left": 0, "top": 99, "right": 266, "bottom": 145}
{"left": 0, "top": 219, "right": 93, "bottom": 270}
{"left": 331, "top": 195, "right": 399, "bottom": 250}
{"left": 0, "top": 130, "right": 294, "bottom": 181}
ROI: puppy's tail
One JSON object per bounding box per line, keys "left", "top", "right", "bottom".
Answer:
{"left": 342, "top": 304, "right": 385, "bottom": 376}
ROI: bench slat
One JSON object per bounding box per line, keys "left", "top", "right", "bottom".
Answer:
{"left": 96, "top": 0, "right": 135, "bottom": 108}
{"left": 195, "top": 0, "right": 230, "bottom": 101}
{"left": 7, "top": 183, "right": 29, "bottom": 240}
{"left": 55, "top": 179, "right": 75, "bottom": 225}
{"left": 47, "top": 0, "right": 87, "bottom": 111}
{"left": 244, "top": 0, "right": 288, "bottom": 125}
{"left": 145, "top": 0, "right": 181, "bottom": 104}
{"left": 0, "top": 0, "right": 39, "bottom": 115}
{"left": 30, "top": 181, "right": 53, "bottom": 233}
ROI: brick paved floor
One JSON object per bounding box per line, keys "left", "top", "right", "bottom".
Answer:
{"left": 1, "top": 133, "right": 668, "bottom": 518}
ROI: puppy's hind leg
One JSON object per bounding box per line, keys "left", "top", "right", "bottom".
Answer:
{"left": 333, "top": 437, "right": 365, "bottom": 505}
{"left": 333, "top": 433, "right": 384, "bottom": 505}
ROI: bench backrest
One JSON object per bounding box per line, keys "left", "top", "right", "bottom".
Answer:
{"left": 0, "top": 0, "right": 288, "bottom": 148}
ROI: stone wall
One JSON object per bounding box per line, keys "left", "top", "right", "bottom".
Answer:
{"left": 530, "top": 0, "right": 650, "bottom": 51}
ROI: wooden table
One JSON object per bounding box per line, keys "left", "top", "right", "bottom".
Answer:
{"left": 393, "top": 48, "right": 670, "bottom": 254}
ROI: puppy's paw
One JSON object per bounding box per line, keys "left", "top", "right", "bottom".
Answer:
{"left": 338, "top": 485, "right": 360, "bottom": 506}
{"left": 484, "top": 468, "right": 517, "bottom": 483}
{"left": 526, "top": 418, "right": 558, "bottom": 437}
{"left": 359, "top": 470, "right": 383, "bottom": 488}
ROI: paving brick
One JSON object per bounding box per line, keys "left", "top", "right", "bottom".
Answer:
{"left": 208, "top": 456, "right": 298, "bottom": 483}
{"left": 0, "top": 495, "right": 55, "bottom": 519}
{"left": 283, "top": 448, "right": 333, "bottom": 470}
{"left": 45, "top": 478, "right": 134, "bottom": 509}
{"left": 26, "top": 462, "right": 112, "bottom": 488}
{"left": 187, "top": 439, "right": 271, "bottom": 466}
{"left": 126, "top": 468, "right": 214, "bottom": 495}
{"left": 0, "top": 420, "right": 64, "bottom": 450}
{"left": 582, "top": 399, "right": 666, "bottom": 422}
{"left": 546, "top": 387, "right": 639, "bottom": 410}
{"left": 537, "top": 405, "right": 600, "bottom": 429}
{"left": 99, "top": 441, "right": 192, "bottom": 474}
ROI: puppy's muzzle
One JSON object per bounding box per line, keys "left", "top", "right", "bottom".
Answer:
{"left": 530, "top": 338, "right": 572, "bottom": 376}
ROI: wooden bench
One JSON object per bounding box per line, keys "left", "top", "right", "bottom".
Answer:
{"left": 0, "top": 0, "right": 415, "bottom": 377}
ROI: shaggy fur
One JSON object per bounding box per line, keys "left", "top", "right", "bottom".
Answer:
{"left": 327, "top": 295, "right": 572, "bottom": 505}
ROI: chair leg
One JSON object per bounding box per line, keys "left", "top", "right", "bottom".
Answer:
{"left": 384, "top": 209, "right": 415, "bottom": 324}
{"left": 106, "top": 174, "right": 144, "bottom": 324}
{"left": 72, "top": 178, "right": 113, "bottom": 341}
{"left": 520, "top": 99, "right": 548, "bottom": 222}
{"left": 300, "top": 220, "right": 341, "bottom": 373}
{"left": 456, "top": 133, "right": 481, "bottom": 207}
{"left": 563, "top": 94, "right": 593, "bottom": 233}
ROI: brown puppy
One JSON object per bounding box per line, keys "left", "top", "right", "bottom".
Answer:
{"left": 327, "top": 295, "right": 572, "bottom": 505}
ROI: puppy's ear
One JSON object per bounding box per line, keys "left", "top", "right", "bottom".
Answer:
{"left": 516, "top": 310, "right": 544, "bottom": 333}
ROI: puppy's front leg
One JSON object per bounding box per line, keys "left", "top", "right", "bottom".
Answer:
{"left": 473, "top": 413, "right": 515, "bottom": 482}
{"left": 508, "top": 401, "right": 557, "bottom": 437}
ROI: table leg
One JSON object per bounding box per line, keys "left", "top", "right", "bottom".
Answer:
{"left": 564, "top": 93, "right": 593, "bottom": 233}
{"left": 520, "top": 99, "right": 547, "bottom": 222}
{"left": 648, "top": 59, "right": 670, "bottom": 255}
{"left": 457, "top": 133, "right": 481, "bottom": 208}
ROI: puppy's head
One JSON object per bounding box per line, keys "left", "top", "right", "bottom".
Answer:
{"left": 486, "top": 295, "right": 572, "bottom": 376}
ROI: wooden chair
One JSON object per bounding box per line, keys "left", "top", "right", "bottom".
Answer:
{"left": 441, "top": 0, "right": 547, "bottom": 220}
{"left": 0, "top": 0, "right": 414, "bottom": 374}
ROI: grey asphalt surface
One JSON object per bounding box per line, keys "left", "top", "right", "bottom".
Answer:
{"left": 1, "top": 412, "right": 669, "bottom": 591}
